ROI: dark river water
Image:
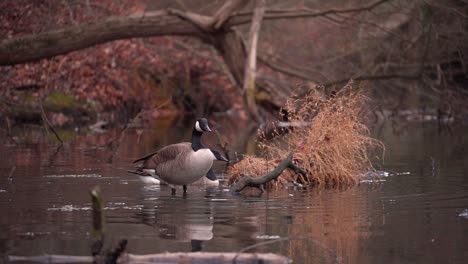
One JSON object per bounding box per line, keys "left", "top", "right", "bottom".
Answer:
{"left": 1, "top": 118, "right": 467, "bottom": 264}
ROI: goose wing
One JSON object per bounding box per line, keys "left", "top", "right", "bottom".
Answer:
{"left": 143, "top": 143, "right": 191, "bottom": 169}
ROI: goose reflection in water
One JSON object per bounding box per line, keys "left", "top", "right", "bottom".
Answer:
{"left": 135, "top": 186, "right": 218, "bottom": 251}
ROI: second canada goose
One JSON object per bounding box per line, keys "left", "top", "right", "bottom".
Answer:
{"left": 133, "top": 118, "right": 228, "bottom": 194}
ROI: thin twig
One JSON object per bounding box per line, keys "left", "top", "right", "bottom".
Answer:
{"left": 258, "top": 55, "right": 316, "bottom": 82}
{"left": 62, "top": 0, "right": 77, "bottom": 25}
{"left": 39, "top": 102, "right": 63, "bottom": 145}
{"left": 215, "top": 130, "right": 231, "bottom": 171}
{"left": 5, "top": 117, "right": 11, "bottom": 135}
{"left": 8, "top": 166, "right": 16, "bottom": 181}
{"left": 40, "top": 61, "right": 63, "bottom": 145}
{"left": 46, "top": 144, "right": 63, "bottom": 167}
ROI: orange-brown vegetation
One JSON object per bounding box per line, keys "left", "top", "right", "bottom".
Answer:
{"left": 0, "top": 1, "right": 241, "bottom": 127}
{"left": 228, "top": 81, "right": 383, "bottom": 188}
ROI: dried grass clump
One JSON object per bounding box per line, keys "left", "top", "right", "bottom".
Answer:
{"left": 228, "top": 81, "right": 383, "bottom": 188}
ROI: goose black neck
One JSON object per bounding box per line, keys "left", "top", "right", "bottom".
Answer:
{"left": 191, "top": 129, "right": 204, "bottom": 151}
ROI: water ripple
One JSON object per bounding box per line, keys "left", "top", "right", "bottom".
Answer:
{"left": 457, "top": 209, "right": 468, "bottom": 219}
{"left": 44, "top": 174, "right": 102, "bottom": 178}
{"left": 48, "top": 205, "right": 92, "bottom": 211}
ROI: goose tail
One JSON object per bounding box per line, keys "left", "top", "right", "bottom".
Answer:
{"left": 133, "top": 151, "right": 158, "bottom": 163}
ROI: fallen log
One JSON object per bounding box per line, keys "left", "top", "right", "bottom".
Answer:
{"left": 229, "top": 152, "right": 307, "bottom": 193}
{"left": 9, "top": 252, "right": 289, "bottom": 264}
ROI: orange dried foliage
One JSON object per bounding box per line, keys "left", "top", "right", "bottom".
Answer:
{"left": 228, "top": 81, "right": 383, "bottom": 188}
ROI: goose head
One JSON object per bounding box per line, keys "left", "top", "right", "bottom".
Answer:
{"left": 194, "top": 118, "right": 211, "bottom": 133}
{"left": 192, "top": 118, "right": 211, "bottom": 151}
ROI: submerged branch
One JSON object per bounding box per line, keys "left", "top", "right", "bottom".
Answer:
{"left": 229, "top": 152, "right": 307, "bottom": 193}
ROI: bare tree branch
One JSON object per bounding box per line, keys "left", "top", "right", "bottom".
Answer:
{"left": 166, "top": 8, "right": 214, "bottom": 31}
{"left": 323, "top": 73, "right": 420, "bottom": 87}
{"left": 212, "top": 0, "right": 250, "bottom": 29}
{"left": 168, "top": 0, "right": 249, "bottom": 31}
{"left": 258, "top": 55, "right": 316, "bottom": 82}
{"left": 229, "top": 0, "right": 391, "bottom": 26}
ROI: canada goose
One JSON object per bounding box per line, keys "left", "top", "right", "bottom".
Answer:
{"left": 138, "top": 149, "right": 224, "bottom": 185}
{"left": 133, "top": 118, "right": 228, "bottom": 194}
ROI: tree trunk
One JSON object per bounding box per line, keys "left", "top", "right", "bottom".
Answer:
{"left": 242, "top": 0, "right": 266, "bottom": 123}
{"left": 212, "top": 31, "right": 247, "bottom": 86}
{"left": 0, "top": 11, "right": 207, "bottom": 66}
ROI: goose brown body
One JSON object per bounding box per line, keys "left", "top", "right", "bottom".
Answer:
{"left": 140, "top": 142, "right": 215, "bottom": 186}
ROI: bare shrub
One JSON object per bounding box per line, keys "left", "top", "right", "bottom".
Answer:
{"left": 228, "top": 81, "right": 383, "bottom": 188}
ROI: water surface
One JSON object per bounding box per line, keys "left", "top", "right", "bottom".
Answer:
{"left": 1, "top": 119, "right": 467, "bottom": 263}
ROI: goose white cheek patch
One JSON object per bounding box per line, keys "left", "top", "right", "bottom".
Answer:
{"left": 195, "top": 121, "right": 203, "bottom": 132}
